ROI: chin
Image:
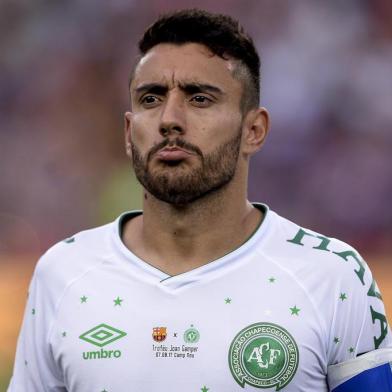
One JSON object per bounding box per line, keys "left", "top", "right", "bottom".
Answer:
{"left": 154, "top": 190, "right": 207, "bottom": 206}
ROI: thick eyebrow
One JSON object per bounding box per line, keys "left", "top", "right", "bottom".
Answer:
{"left": 178, "top": 82, "right": 224, "bottom": 96}
{"left": 133, "top": 82, "right": 224, "bottom": 97}
{"left": 134, "top": 83, "right": 168, "bottom": 96}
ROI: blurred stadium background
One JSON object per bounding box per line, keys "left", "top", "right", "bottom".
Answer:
{"left": 0, "top": 0, "right": 391, "bottom": 389}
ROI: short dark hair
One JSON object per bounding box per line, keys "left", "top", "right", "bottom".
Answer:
{"left": 136, "top": 9, "right": 260, "bottom": 112}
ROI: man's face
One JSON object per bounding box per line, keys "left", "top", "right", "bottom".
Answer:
{"left": 127, "top": 43, "right": 246, "bottom": 205}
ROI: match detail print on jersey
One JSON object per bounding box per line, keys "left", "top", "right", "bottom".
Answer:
{"left": 152, "top": 325, "right": 200, "bottom": 359}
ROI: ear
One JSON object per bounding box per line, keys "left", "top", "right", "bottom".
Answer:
{"left": 124, "top": 111, "right": 133, "bottom": 157}
{"left": 242, "top": 107, "right": 270, "bottom": 156}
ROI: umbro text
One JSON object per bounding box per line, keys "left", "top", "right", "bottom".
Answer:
{"left": 82, "top": 349, "right": 122, "bottom": 360}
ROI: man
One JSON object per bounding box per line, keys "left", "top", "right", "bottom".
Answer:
{"left": 8, "top": 9, "right": 392, "bottom": 391}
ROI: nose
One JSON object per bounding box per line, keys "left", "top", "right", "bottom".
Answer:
{"left": 159, "top": 92, "right": 186, "bottom": 137}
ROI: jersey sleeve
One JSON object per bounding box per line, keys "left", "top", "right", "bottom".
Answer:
{"left": 327, "top": 249, "right": 392, "bottom": 366}
{"left": 7, "top": 254, "right": 67, "bottom": 392}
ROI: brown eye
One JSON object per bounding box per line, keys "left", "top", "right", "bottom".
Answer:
{"left": 142, "top": 96, "right": 158, "bottom": 104}
{"left": 192, "top": 96, "right": 208, "bottom": 102}
{"left": 190, "top": 95, "right": 212, "bottom": 107}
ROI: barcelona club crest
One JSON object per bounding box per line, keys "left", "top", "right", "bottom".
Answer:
{"left": 152, "top": 327, "right": 167, "bottom": 342}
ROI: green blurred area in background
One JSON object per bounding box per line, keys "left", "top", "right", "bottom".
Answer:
{"left": 0, "top": 366, "right": 11, "bottom": 391}
{"left": 97, "top": 165, "right": 143, "bottom": 224}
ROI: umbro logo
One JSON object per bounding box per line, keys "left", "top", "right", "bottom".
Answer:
{"left": 79, "top": 323, "right": 126, "bottom": 347}
{"left": 79, "top": 323, "right": 127, "bottom": 360}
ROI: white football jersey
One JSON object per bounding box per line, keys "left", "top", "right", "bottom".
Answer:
{"left": 8, "top": 204, "right": 392, "bottom": 391}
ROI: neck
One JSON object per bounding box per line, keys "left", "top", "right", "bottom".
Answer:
{"left": 123, "top": 171, "right": 263, "bottom": 275}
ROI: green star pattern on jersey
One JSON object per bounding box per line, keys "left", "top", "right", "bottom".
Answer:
{"left": 290, "top": 305, "right": 300, "bottom": 315}
{"left": 26, "top": 266, "right": 353, "bottom": 392}
{"left": 61, "top": 272, "right": 303, "bottom": 391}
{"left": 66, "top": 277, "right": 358, "bottom": 391}
{"left": 339, "top": 293, "right": 347, "bottom": 301}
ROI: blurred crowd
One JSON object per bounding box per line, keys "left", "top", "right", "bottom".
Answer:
{"left": 1, "top": 0, "right": 391, "bottom": 255}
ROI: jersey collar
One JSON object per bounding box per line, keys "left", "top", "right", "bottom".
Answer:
{"left": 110, "top": 203, "right": 272, "bottom": 291}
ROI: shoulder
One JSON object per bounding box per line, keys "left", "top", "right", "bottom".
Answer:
{"left": 260, "top": 209, "right": 376, "bottom": 326}
{"left": 263, "top": 209, "right": 369, "bottom": 287}
{"left": 262, "top": 209, "right": 392, "bottom": 354}
{"left": 32, "top": 220, "right": 115, "bottom": 296}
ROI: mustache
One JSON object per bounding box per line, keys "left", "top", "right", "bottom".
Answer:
{"left": 147, "top": 138, "right": 203, "bottom": 161}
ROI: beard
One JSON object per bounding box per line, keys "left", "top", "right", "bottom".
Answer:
{"left": 131, "top": 129, "right": 242, "bottom": 205}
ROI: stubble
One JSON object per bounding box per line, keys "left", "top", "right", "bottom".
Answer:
{"left": 131, "top": 129, "right": 242, "bottom": 205}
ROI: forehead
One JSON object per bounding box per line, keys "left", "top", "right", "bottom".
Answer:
{"left": 131, "top": 43, "right": 242, "bottom": 93}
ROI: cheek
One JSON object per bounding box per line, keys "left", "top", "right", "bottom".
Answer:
{"left": 190, "top": 111, "right": 242, "bottom": 146}
{"left": 130, "top": 114, "right": 158, "bottom": 148}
